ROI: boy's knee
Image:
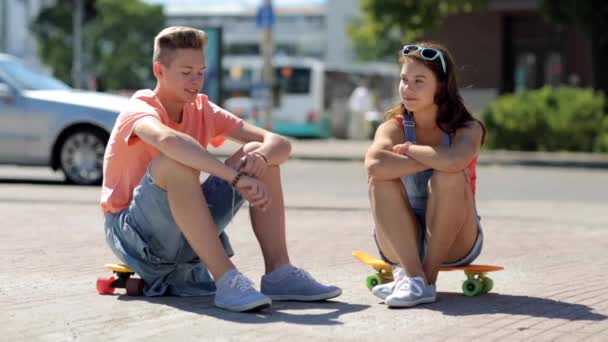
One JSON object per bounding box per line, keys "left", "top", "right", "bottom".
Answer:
{"left": 225, "top": 142, "right": 263, "bottom": 169}
{"left": 150, "top": 154, "right": 199, "bottom": 189}
{"left": 242, "top": 141, "right": 264, "bottom": 153}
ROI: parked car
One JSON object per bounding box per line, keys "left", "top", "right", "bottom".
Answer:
{"left": 0, "top": 54, "right": 129, "bottom": 185}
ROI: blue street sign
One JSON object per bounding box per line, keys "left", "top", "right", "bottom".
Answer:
{"left": 256, "top": 4, "right": 275, "bottom": 29}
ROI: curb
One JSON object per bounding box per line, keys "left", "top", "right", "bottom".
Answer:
{"left": 213, "top": 152, "right": 608, "bottom": 169}
{"left": 211, "top": 141, "right": 608, "bottom": 169}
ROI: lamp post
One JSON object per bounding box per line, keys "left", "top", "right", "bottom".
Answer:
{"left": 258, "top": 0, "right": 274, "bottom": 130}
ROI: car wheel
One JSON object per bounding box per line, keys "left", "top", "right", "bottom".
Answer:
{"left": 59, "top": 128, "right": 107, "bottom": 185}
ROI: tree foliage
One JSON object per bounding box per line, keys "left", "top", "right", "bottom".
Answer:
{"left": 33, "top": 0, "right": 165, "bottom": 90}
{"left": 347, "top": 0, "right": 487, "bottom": 61}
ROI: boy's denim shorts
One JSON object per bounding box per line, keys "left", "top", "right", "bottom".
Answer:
{"left": 104, "top": 168, "right": 244, "bottom": 297}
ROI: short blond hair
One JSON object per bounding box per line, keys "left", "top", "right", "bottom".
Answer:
{"left": 153, "top": 26, "right": 208, "bottom": 66}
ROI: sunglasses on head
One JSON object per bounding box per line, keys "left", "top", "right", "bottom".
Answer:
{"left": 402, "top": 45, "right": 447, "bottom": 74}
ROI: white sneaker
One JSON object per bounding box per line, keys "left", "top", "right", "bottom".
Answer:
{"left": 371, "top": 267, "right": 405, "bottom": 300}
{"left": 385, "top": 276, "right": 437, "bottom": 308}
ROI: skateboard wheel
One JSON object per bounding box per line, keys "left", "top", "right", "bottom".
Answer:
{"left": 97, "top": 276, "right": 116, "bottom": 295}
{"left": 366, "top": 274, "right": 382, "bottom": 291}
{"left": 126, "top": 278, "right": 145, "bottom": 296}
{"left": 481, "top": 277, "right": 493, "bottom": 294}
{"left": 462, "top": 279, "right": 482, "bottom": 297}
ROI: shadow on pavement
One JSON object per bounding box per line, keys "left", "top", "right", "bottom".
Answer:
{"left": 117, "top": 295, "right": 369, "bottom": 325}
{"left": 418, "top": 292, "right": 608, "bottom": 321}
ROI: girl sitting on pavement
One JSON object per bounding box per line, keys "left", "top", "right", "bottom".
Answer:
{"left": 365, "top": 42, "right": 487, "bottom": 307}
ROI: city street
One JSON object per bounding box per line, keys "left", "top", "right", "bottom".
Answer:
{"left": 3, "top": 0, "right": 608, "bottom": 340}
{"left": 1, "top": 160, "right": 607, "bottom": 341}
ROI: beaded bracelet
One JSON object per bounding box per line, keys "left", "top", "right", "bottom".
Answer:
{"left": 231, "top": 171, "right": 245, "bottom": 187}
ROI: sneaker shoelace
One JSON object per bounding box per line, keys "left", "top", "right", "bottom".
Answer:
{"left": 229, "top": 273, "right": 254, "bottom": 292}
{"left": 393, "top": 268, "right": 405, "bottom": 282}
{"left": 396, "top": 277, "right": 423, "bottom": 296}
{"left": 289, "top": 267, "right": 315, "bottom": 282}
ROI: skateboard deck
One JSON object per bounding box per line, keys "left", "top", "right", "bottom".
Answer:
{"left": 353, "top": 250, "right": 503, "bottom": 297}
{"left": 96, "top": 263, "right": 145, "bottom": 296}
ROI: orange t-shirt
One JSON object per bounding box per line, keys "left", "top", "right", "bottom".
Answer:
{"left": 101, "top": 90, "right": 244, "bottom": 214}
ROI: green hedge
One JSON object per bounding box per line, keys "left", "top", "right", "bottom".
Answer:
{"left": 482, "top": 87, "right": 608, "bottom": 152}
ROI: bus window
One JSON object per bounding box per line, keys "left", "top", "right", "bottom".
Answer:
{"left": 223, "top": 66, "right": 254, "bottom": 98}
{"left": 275, "top": 67, "right": 310, "bottom": 94}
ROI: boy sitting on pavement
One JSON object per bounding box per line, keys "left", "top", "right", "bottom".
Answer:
{"left": 101, "top": 26, "right": 341, "bottom": 312}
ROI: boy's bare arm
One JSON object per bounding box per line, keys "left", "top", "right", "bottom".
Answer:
{"left": 365, "top": 120, "right": 429, "bottom": 181}
{"left": 133, "top": 117, "right": 238, "bottom": 182}
{"left": 227, "top": 122, "right": 292, "bottom": 165}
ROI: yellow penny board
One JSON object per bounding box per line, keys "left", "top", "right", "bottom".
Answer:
{"left": 97, "top": 264, "right": 144, "bottom": 296}
{"left": 352, "top": 250, "right": 503, "bottom": 296}
{"left": 104, "top": 263, "right": 135, "bottom": 273}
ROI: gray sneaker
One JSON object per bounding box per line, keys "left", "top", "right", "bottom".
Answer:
{"left": 371, "top": 267, "right": 405, "bottom": 300}
{"left": 261, "top": 264, "right": 342, "bottom": 301}
{"left": 214, "top": 269, "right": 272, "bottom": 312}
{"left": 385, "top": 276, "right": 437, "bottom": 308}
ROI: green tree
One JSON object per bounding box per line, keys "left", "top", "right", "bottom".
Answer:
{"left": 540, "top": 0, "right": 608, "bottom": 95}
{"left": 33, "top": 0, "right": 165, "bottom": 90}
{"left": 347, "top": 0, "right": 487, "bottom": 61}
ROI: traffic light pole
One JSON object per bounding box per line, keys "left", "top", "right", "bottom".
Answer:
{"left": 260, "top": 0, "right": 274, "bottom": 131}
{"left": 72, "top": 0, "right": 83, "bottom": 88}
{"left": 0, "top": 0, "right": 7, "bottom": 52}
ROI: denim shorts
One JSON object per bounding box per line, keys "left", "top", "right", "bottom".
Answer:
{"left": 373, "top": 208, "right": 483, "bottom": 268}
{"left": 104, "top": 168, "right": 244, "bottom": 297}
{"left": 373, "top": 169, "right": 483, "bottom": 267}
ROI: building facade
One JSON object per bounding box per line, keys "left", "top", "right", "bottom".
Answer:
{"left": 0, "top": 0, "right": 55, "bottom": 65}
{"left": 421, "top": 0, "right": 593, "bottom": 111}
{"left": 165, "top": 2, "right": 326, "bottom": 59}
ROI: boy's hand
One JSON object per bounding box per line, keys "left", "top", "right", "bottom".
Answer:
{"left": 234, "top": 175, "right": 271, "bottom": 211}
{"left": 236, "top": 152, "right": 268, "bottom": 178}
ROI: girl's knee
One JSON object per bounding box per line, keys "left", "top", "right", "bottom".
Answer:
{"left": 368, "top": 178, "right": 400, "bottom": 192}
{"left": 429, "top": 170, "right": 465, "bottom": 191}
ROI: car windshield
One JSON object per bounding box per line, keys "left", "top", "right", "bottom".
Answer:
{"left": 0, "top": 59, "right": 70, "bottom": 90}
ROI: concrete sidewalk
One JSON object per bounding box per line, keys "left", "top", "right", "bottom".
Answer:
{"left": 2, "top": 187, "right": 607, "bottom": 341}
{"left": 211, "top": 139, "right": 608, "bottom": 169}
{"left": 2, "top": 162, "right": 608, "bottom": 341}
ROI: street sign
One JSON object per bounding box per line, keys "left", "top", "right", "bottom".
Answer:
{"left": 256, "top": 4, "right": 275, "bottom": 29}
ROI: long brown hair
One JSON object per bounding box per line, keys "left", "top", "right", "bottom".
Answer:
{"left": 385, "top": 41, "right": 486, "bottom": 143}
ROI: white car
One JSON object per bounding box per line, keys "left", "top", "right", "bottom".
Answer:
{"left": 0, "top": 54, "right": 129, "bottom": 185}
